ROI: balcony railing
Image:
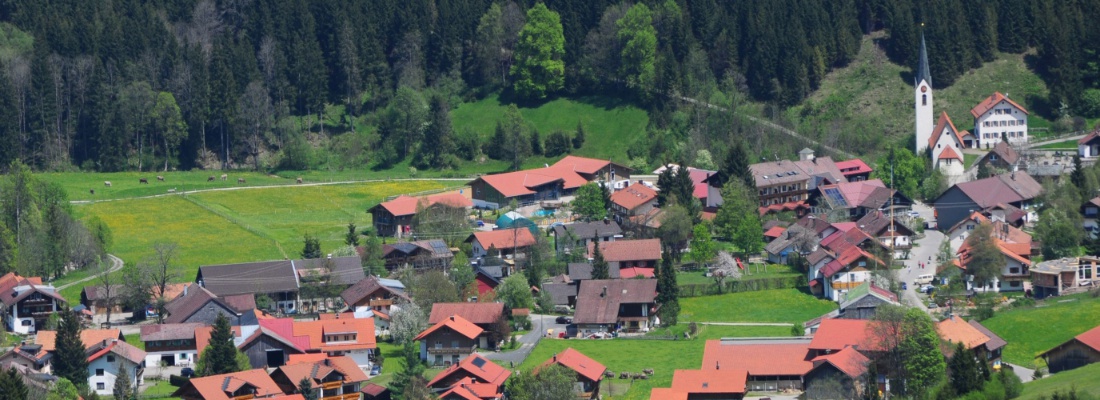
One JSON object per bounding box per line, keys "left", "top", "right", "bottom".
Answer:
{"left": 832, "top": 281, "right": 864, "bottom": 290}
{"left": 427, "top": 346, "right": 477, "bottom": 355}
{"left": 368, "top": 299, "right": 393, "bottom": 307}
{"left": 321, "top": 394, "right": 360, "bottom": 400}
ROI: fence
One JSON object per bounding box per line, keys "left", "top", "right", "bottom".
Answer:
{"left": 678, "top": 275, "right": 804, "bottom": 297}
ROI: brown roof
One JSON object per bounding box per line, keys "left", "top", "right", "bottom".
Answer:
{"left": 929, "top": 112, "right": 968, "bottom": 150}
{"left": 1079, "top": 129, "right": 1100, "bottom": 145}
{"left": 987, "top": 141, "right": 1020, "bottom": 165}
{"left": 468, "top": 228, "right": 537, "bottom": 251}
{"left": 574, "top": 279, "right": 657, "bottom": 325}
{"left": 701, "top": 340, "right": 814, "bottom": 376}
{"left": 174, "top": 369, "right": 282, "bottom": 400}
{"left": 163, "top": 285, "right": 240, "bottom": 324}
{"left": 946, "top": 172, "right": 1042, "bottom": 209}
{"left": 197, "top": 260, "right": 299, "bottom": 297}
{"left": 428, "top": 303, "right": 505, "bottom": 325}
{"left": 586, "top": 239, "right": 662, "bottom": 262}
{"left": 86, "top": 339, "right": 146, "bottom": 365}
{"left": 340, "top": 276, "right": 410, "bottom": 307}
{"left": 537, "top": 348, "right": 606, "bottom": 382}
{"left": 294, "top": 256, "right": 367, "bottom": 286}
{"left": 415, "top": 315, "right": 484, "bottom": 341}
{"left": 610, "top": 182, "right": 658, "bottom": 211}
{"left": 140, "top": 323, "right": 206, "bottom": 342}
{"left": 370, "top": 192, "right": 473, "bottom": 217}
{"left": 971, "top": 92, "right": 1029, "bottom": 118}
{"left": 749, "top": 157, "right": 846, "bottom": 188}
{"left": 967, "top": 320, "right": 1007, "bottom": 352}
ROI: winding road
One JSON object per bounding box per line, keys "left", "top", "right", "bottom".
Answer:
{"left": 56, "top": 254, "right": 124, "bottom": 291}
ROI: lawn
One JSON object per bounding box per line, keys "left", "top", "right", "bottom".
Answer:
{"left": 965, "top": 153, "right": 980, "bottom": 168}
{"left": 125, "top": 333, "right": 144, "bottom": 350}
{"left": 677, "top": 263, "right": 800, "bottom": 286}
{"left": 518, "top": 325, "right": 793, "bottom": 400}
{"left": 981, "top": 293, "right": 1100, "bottom": 368}
{"left": 65, "top": 180, "right": 454, "bottom": 302}
{"left": 1035, "top": 139, "right": 1080, "bottom": 150}
{"left": 451, "top": 94, "right": 649, "bottom": 162}
{"left": 679, "top": 289, "right": 837, "bottom": 324}
{"left": 141, "top": 379, "right": 180, "bottom": 399}
{"left": 1019, "top": 362, "right": 1100, "bottom": 400}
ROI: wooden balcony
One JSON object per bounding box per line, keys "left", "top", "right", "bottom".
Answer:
{"left": 319, "top": 381, "right": 342, "bottom": 390}
{"left": 427, "top": 346, "right": 477, "bottom": 355}
{"left": 832, "top": 281, "right": 864, "bottom": 290}
{"left": 368, "top": 299, "right": 393, "bottom": 307}
{"left": 321, "top": 394, "right": 360, "bottom": 400}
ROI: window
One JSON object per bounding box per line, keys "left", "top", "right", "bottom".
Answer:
{"left": 20, "top": 320, "right": 30, "bottom": 326}
{"left": 922, "top": 94, "right": 927, "bottom": 106}
{"left": 452, "top": 340, "right": 460, "bottom": 348}
{"left": 107, "top": 355, "right": 115, "bottom": 362}
{"left": 97, "top": 383, "right": 105, "bottom": 390}
{"left": 96, "top": 369, "right": 105, "bottom": 376}
{"left": 1009, "top": 267, "right": 1020, "bottom": 274}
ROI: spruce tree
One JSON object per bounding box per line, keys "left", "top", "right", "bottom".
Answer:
{"left": 530, "top": 128, "right": 543, "bottom": 155}
{"left": 299, "top": 377, "right": 318, "bottom": 400}
{"left": 655, "top": 250, "right": 680, "bottom": 325}
{"left": 345, "top": 222, "right": 360, "bottom": 247}
{"left": 113, "top": 364, "right": 134, "bottom": 400}
{"left": 53, "top": 309, "right": 89, "bottom": 389}
{"left": 198, "top": 313, "right": 241, "bottom": 376}
{"left": 721, "top": 142, "right": 753, "bottom": 189}
{"left": 572, "top": 122, "right": 585, "bottom": 149}
{"left": 302, "top": 233, "right": 322, "bottom": 259}
{"left": 591, "top": 243, "right": 609, "bottom": 280}
{"left": 948, "top": 342, "right": 983, "bottom": 395}
{"left": 0, "top": 367, "right": 28, "bottom": 400}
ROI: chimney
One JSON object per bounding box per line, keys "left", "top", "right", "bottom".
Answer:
{"left": 601, "top": 286, "right": 607, "bottom": 297}
{"left": 716, "top": 361, "right": 720, "bottom": 370}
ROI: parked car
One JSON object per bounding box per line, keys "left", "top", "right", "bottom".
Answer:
{"left": 181, "top": 368, "right": 195, "bottom": 378}
{"left": 555, "top": 316, "right": 572, "bottom": 324}
{"left": 920, "top": 285, "right": 935, "bottom": 294}
{"left": 901, "top": 282, "right": 908, "bottom": 290}
{"left": 370, "top": 364, "right": 382, "bottom": 376}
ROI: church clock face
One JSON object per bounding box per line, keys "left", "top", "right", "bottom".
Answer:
{"left": 921, "top": 86, "right": 927, "bottom": 93}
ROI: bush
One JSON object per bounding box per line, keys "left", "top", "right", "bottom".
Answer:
{"left": 169, "top": 374, "right": 190, "bottom": 387}
{"left": 1012, "top": 297, "right": 1036, "bottom": 308}
{"left": 998, "top": 369, "right": 1023, "bottom": 399}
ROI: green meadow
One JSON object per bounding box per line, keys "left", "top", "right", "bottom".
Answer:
{"left": 982, "top": 293, "right": 1100, "bottom": 368}
{"left": 679, "top": 289, "right": 837, "bottom": 324}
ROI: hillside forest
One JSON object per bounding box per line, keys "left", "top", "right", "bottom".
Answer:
{"left": 0, "top": 0, "right": 1097, "bottom": 174}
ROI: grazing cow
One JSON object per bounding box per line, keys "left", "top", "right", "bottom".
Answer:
{"left": 643, "top": 369, "right": 654, "bottom": 375}
{"left": 167, "top": 188, "right": 176, "bottom": 193}
{"left": 604, "top": 371, "right": 615, "bottom": 378}
{"left": 296, "top": 177, "right": 303, "bottom": 184}
{"left": 157, "top": 175, "right": 164, "bottom": 181}
{"left": 104, "top": 181, "right": 112, "bottom": 187}
{"left": 619, "top": 372, "right": 630, "bottom": 379}
{"left": 89, "top": 189, "right": 95, "bottom": 195}
{"left": 139, "top": 178, "right": 148, "bottom": 184}
{"left": 237, "top": 178, "right": 246, "bottom": 184}
{"left": 207, "top": 176, "right": 215, "bottom": 182}
{"left": 220, "top": 174, "right": 228, "bottom": 181}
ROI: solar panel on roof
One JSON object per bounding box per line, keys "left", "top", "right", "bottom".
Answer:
{"left": 471, "top": 357, "right": 487, "bottom": 368}
{"left": 430, "top": 241, "right": 449, "bottom": 255}
{"left": 823, "top": 188, "right": 848, "bottom": 207}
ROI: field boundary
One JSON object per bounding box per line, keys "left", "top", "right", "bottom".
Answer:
{"left": 178, "top": 194, "right": 289, "bottom": 258}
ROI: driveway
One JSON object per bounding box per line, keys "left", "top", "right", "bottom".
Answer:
{"left": 896, "top": 202, "right": 941, "bottom": 313}
{"left": 482, "top": 314, "right": 567, "bottom": 367}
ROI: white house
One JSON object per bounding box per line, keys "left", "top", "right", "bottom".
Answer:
{"left": 0, "top": 275, "right": 64, "bottom": 334}
{"left": 929, "top": 112, "right": 967, "bottom": 178}
{"left": 466, "top": 228, "right": 536, "bottom": 259}
{"left": 139, "top": 323, "right": 202, "bottom": 367}
{"left": 86, "top": 339, "right": 147, "bottom": 395}
{"left": 971, "top": 92, "right": 1029, "bottom": 148}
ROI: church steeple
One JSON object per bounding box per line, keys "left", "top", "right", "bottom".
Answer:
{"left": 915, "top": 32, "right": 931, "bottom": 88}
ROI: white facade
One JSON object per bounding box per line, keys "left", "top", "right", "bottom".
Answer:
{"left": 973, "top": 99, "right": 1028, "bottom": 148}
{"left": 931, "top": 120, "right": 966, "bottom": 177}
{"left": 4, "top": 286, "right": 60, "bottom": 334}
{"left": 825, "top": 268, "right": 873, "bottom": 301}
{"left": 915, "top": 80, "right": 934, "bottom": 154}
{"left": 88, "top": 355, "right": 143, "bottom": 395}
{"left": 143, "top": 351, "right": 195, "bottom": 368}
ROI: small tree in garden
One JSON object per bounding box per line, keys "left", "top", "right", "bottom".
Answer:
{"left": 344, "top": 222, "right": 360, "bottom": 247}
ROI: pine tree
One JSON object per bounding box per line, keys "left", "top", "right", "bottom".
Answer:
{"left": 345, "top": 222, "right": 360, "bottom": 247}
{"left": 113, "top": 363, "right": 134, "bottom": 400}
{"left": 572, "top": 122, "right": 586, "bottom": 149}
{"left": 299, "top": 377, "right": 319, "bottom": 400}
{"left": 591, "top": 243, "right": 609, "bottom": 280}
{"left": 655, "top": 250, "right": 679, "bottom": 325}
{"left": 302, "top": 233, "right": 322, "bottom": 259}
{"left": 721, "top": 142, "right": 753, "bottom": 188}
{"left": 1073, "top": 154, "right": 1086, "bottom": 197}
{"left": 948, "top": 342, "right": 983, "bottom": 395}
{"left": 530, "top": 128, "right": 543, "bottom": 155}
{"left": 0, "top": 367, "right": 28, "bottom": 400}
{"left": 198, "top": 313, "right": 242, "bottom": 376}
{"left": 53, "top": 309, "right": 88, "bottom": 389}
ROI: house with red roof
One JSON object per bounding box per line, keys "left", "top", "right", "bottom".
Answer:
{"left": 86, "top": 338, "right": 147, "bottom": 395}
{"left": 810, "top": 179, "right": 912, "bottom": 221}
{"left": 804, "top": 346, "right": 870, "bottom": 397}
{"left": 586, "top": 239, "right": 661, "bottom": 278}
{"left": 649, "top": 368, "right": 749, "bottom": 400}
{"left": 701, "top": 338, "right": 815, "bottom": 391}
{"left": 929, "top": 112, "right": 968, "bottom": 178}
{"left": 937, "top": 315, "right": 1007, "bottom": 370}
{"left": 609, "top": 181, "right": 658, "bottom": 220}
{"left": 368, "top": 192, "right": 472, "bottom": 238}
{"left": 836, "top": 159, "right": 874, "bottom": 182}
{"left": 536, "top": 348, "right": 606, "bottom": 399}
{"left": 1080, "top": 128, "right": 1100, "bottom": 158}
{"left": 0, "top": 272, "right": 65, "bottom": 334}
{"left": 551, "top": 155, "right": 631, "bottom": 183}
{"left": 972, "top": 92, "right": 1029, "bottom": 148}
{"left": 268, "top": 356, "right": 370, "bottom": 400}
{"left": 466, "top": 228, "right": 537, "bottom": 259}
{"left": 427, "top": 354, "right": 511, "bottom": 397}
{"left": 467, "top": 155, "right": 625, "bottom": 210}
{"left": 428, "top": 303, "right": 506, "bottom": 349}
{"left": 1041, "top": 324, "right": 1100, "bottom": 373}
{"left": 174, "top": 369, "right": 284, "bottom": 400}
{"left": 804, "top": 227, "right": 887, "bottom": 301}
{"left": 414, "top": 315, "right": 484, "bottom": 366}
{"left": 952, "top": 214, "right": 1034, "bottom": 293}
{"left": 293, "top": 317, "right": 378, "bottom": 368}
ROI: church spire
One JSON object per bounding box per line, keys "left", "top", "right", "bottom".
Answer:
{"left": 916, "top": 30, "right": 931, "bottom": 88}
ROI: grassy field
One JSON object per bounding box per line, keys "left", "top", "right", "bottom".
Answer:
{"left": 789, "top": 32, "right": 1053, "bottom": 153}
{"left": 981, "top": 293, "right": 1100, "bottom": 368}
{"left": 677, "top": 263, "right": 800, "bottom": 286}
{"left": 679, "top": 289, "right": 836, "bottom": 324}
{"left": 1020, "top": 362, "right": 1100, "bottom": 400}
{"left": 142, "top": 379, "right": 179, "bottom": 399}
{"left": 1035, "top": 139, "right": 1080, "bottom": 150}
{"left": 518, "top": 325, "right": 793, "bottom": 400}
{"left": 451, "top": 94, "right": 649, "bottom": 162}
{"left": 64, "top": 180, "right": 454, "bottom": 302}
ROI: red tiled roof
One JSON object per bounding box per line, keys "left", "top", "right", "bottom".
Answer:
{"left": 438, "top": 377, "right": 500, "bottom": 400}
{"left": 929, "top": 112, "right": 967, "bottom": 150}
{"left": 764, "top": 226, "right": 787, "bottom": 238}
{"left": 550, "top": 155, "right": 626, "bottom": 176}
{"left": 1073, "top": 325, "right": 1100, "bottom": 353}
{"left": 809, "top": 319, "right": 885, "bottom": 352}
{"left": 1079, "top": 129, "right": 1100, "bottom": 145}
{"left": 256, "top": 318, "right": 312, "bottom": 350}
{"left": 811, "top": 346, "right": 869, "bottom": 378}
{"left": 758, "top": 200, "right": 809, "bottom": 216}
{"left": 937, "top": 315, "right": 990, "bottom": 350}
{"left": 939, "top": 145, "right": 963, "bottom": 161}
{"left": 649, "top": 388, "right": 689, "bottom": 400}
{"left": 670, "top": 368, "right": 748, "bottom": 395}
{"left": 618, "top": 267, "right": 655, "bottom": 279}
{"left": 175, "top": 369, "right": 281, "bottom": 400}
{"left": 610, "top": 182, "right": 657, "bottom": 211}
{"left": 34, "top": 329, "right": 123, "bottom": 358}
{"left": 292, "top": 318, "right": 377, "bottom": 353}
{"left": 835, "top": 159, "right": 873, "bottom": 176}
{"left": 428, "top": 303, "right": 505, "bottom": 325}
{"left": 276, "top": 356, "right": 370, "bottom": 388}
{"left": 688, "top": 169, "right": 715, "bottom": 200}
{"left": 415, "top": 315, "right": 484, "bottom": 341}
{"left": 537, "top": 348, "right": 606, "bottom": 382}
{"left": 587, "top": 239, "right": 662, "bottom": 262}
{"left": 470, "top": 228, "right": 536, "bottom": 252}
{"left": 971, "top": 92, "right": 1029, "bottom": 118}
{"left": 86, "top": 339, "right": 146, "bottom": 365}
{"left": 869, "top": 283, "right": 899, "bottom": 303}
{"left": 373, "top": 192, "right": 473, "bottom": 217}
{"left": 701, "top": 340, "right": 813, "bottom": 376}
{"left": 427, "top": 354, "right": 511, "bottom": 388}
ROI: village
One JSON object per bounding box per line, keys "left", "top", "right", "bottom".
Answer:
{"left": 4, "top": 27, "right": 1100, "bottom": 400}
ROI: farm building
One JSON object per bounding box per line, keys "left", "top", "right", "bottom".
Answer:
{"left": 1041, "top": 324, "right": 1100, "bottom": 373}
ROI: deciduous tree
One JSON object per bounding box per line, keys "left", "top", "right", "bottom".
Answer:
{"left": 572, "top": 183, "right": 607, "bottom": 221}
{"left": 507, "top": 364, "right": 576, "bottom": 400}
{"left": 657, "top": 204, "right": 693, "bottom": 262}
{"left": 964, "top": 222, "right": 1006, "bottom": 288}
{"left": 497, "top": 274, "right": 534, "bottom": 311}
{"left": 389, "top": 298, "right": 427, "bottom": 345}
{"left": 714, "top": 180, "right": 763, "bottom": 256}
{"left": 511, "top": 3, "right": 565, "bottom": 100}
{"left": 617, "top": 3, "right": 657, "bottom": 96}
{"left": 688, "top": 223, "right": 716, "bottom": 268}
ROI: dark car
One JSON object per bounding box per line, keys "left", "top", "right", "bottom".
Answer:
{"left": 180, "top": 367, "right": 195, "bottom": 378}
{"left": 555, "top": 316, "right": 572, "bottom": 324}
{"left": 370, "top": 364, "right": 381, "bottom": 376}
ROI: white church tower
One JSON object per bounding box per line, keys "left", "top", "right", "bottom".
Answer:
{"left": 914, "top": 33, "right": 934, "bottom": 155}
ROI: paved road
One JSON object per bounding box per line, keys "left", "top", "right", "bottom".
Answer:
{"left": 481, "top": 314, "right": 567, "bottom": 367}
{"left": 896, "top": 202, "right": 940, "bottom": 312}
{"left": 56, "top": 254, "right": 123, "bottom": 290}
{"left": 1007, "top": 362, "right": 1035, "bottom": 383}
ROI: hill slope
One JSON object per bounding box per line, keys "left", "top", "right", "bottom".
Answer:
{"left": 786, "top": 32, "right": 1051, "bottom": 156}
